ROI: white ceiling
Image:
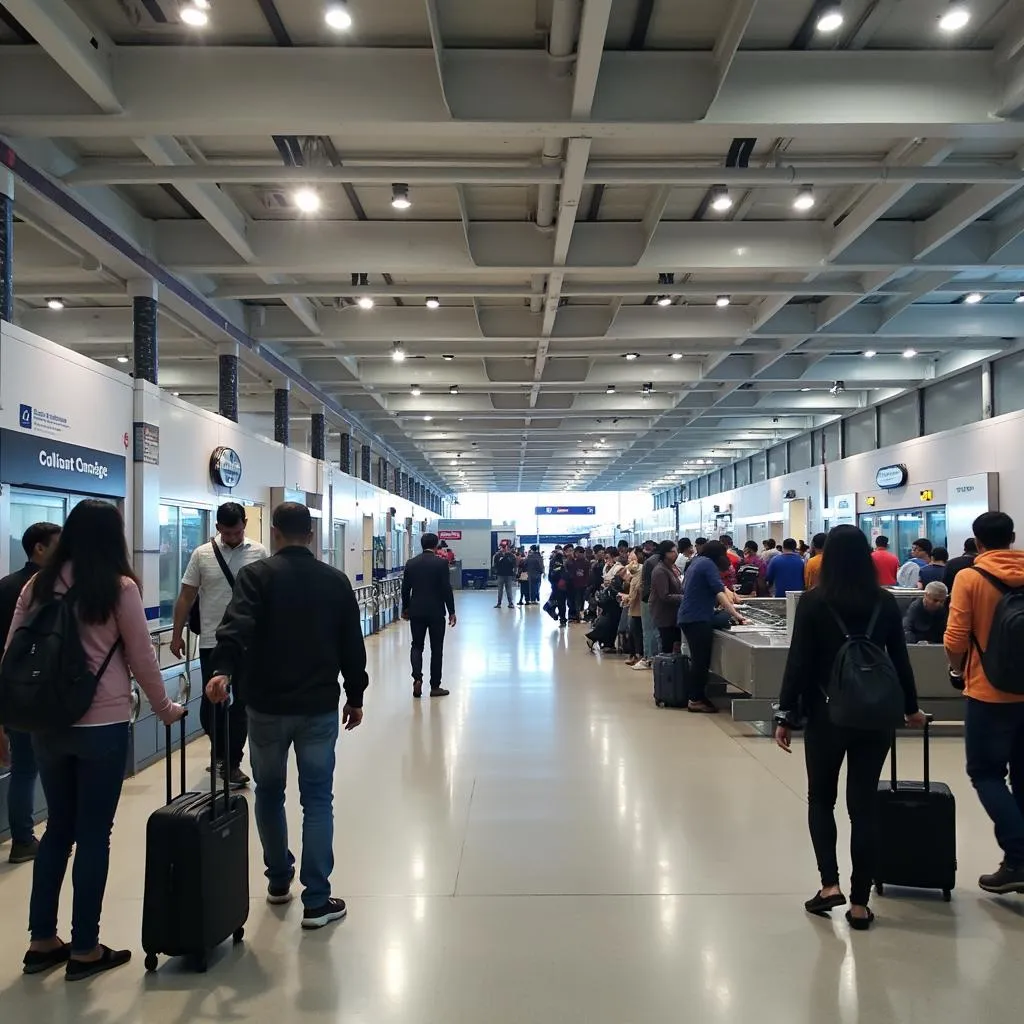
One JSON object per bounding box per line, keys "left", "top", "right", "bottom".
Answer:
{"left": 3, "top": 0, "right": 1024, "bottom": 492}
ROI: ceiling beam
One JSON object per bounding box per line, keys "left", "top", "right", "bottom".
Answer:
{"left": 712, "top": 0, "right": 758, "bottom": 97}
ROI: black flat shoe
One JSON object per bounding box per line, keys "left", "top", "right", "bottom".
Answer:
{"left": 23, "top": 944, "right": 71, "bottom": 975}
{"left": 65, "top": 946, "right": 131, "bottom": 982}
{"left": 804, "top": 890, "right": 847, "bottom": 915}
{"left": 846, "top": 908, "right": 875, "bottom": 931}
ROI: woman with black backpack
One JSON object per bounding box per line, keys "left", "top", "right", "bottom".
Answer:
{"left": 775, "top": 525, "right": 926, "bottom": 930}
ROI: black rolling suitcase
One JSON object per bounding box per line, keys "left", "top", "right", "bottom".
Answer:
{"left": 142, "top": 714, "right": 250, "bottom": 973}
{"left": 653, "top": 652, "right": 690, "bottom": 708}
{"left": 874, "top": 717, "right": 956, "bottom": 901}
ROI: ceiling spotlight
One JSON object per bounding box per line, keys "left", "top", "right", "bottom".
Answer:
{"left": 180, "top": 2, "right": 209, "bottom": 27}
{"left": 1015, "top": 293, "right": 1024, "bottom": 304}
{"left": 656, "top": 294, "right": 672, "bottom": 307}
{"left": 800, "top": 387, "right": 812, "bottom": 393}
{"left": 670, "top": 352, "right": 683, "bottom": 360}
{"left": 425, "top": 296, "right": 440, "bottom": 309}
{"left": 324, "top": 2, "right": 353, "bottom": 30}
{"left": 606, "top": 384, "right": 616, "bottom": 394}
{"left": 357, "top": 295, "right": 375, "bottom": 310}
{"left": 642, "top": 382, "right": 653, "bottom": 395}
{"left": 46, "top": 298, "right": 65, "bottom": 310}
{"left": 293, "top": 187, "right": 321, "bottom": 213}
{"left": 171, "top": 391, "right": 180, "bottom": 397}
{"left": 423, "top": 414, "right": 433, "bottom": 421}
{"left": 938, "top": 2, "right": 970, "bottom": 33}
{"left": 710, "top": 186, "right": 733, "bottom": 213}
{"left": 864, "top": 349, "right": 877, "bottom": 359}
{"left": 391, "top": 342, "right": 406, "bottom": 362}
{"left": 410, "top": 385, "right": 421, "bottom": 396}
{"left": 391, "top": 183, "right": 411, "bottom": 210}
{"left": 829, "top": 380, "right": 846, "bottom": 396}
{"left": 449, "top": 384, "right": 459, "bottom": 395}
{"left": 903, "top": 347, "right": 917, "bottom": 359}
{"left": 716, "top": 295, "right": 731, "bottom": 307}
{"left": 623, "top": 352, "right": 640, "bottom": 361}
{"left": 442, "top": 353, "right": 454, "bottom": 361}
{"left": 964, "top": 291, "right": 983, "bottom": 304}
{"left": 793, "top": 186, "right": 816, "bottom": 212}
{"left": 116, "top": 355, "right": 129, "bottom": 364}
{"left": 815, "top": 5, "right": 844, "bottom": 32}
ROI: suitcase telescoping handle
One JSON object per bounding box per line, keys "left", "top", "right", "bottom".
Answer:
{"left": 889, "top": 713, "right": 933, "bottom": 793}
{"left": 164, "top": 713, "right": 189, "bottom": 806}
{"left": 210, "top": 682, "right": 231, "bottom": 819}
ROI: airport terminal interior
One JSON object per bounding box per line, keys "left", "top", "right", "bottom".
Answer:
{"left": 2, "top": 0, "right": 1024, "bottom": 1020}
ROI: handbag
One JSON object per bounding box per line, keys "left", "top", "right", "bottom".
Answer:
{"left": 519, "top": 572, "right": 529, "bottom": 582}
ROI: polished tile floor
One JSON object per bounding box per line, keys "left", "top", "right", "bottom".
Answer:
{"left": 1, "top": 591, "right": 1023, "bottom": 1022}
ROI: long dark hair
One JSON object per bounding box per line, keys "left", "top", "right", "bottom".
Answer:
{"left": 33, "top": 500, "right": 139, "bottom": 624}
{"left": 700, "top": 540, "right": 728, "bottom": 570}
{"left": 817, "top": 525, "right": 880, "bottom": 613}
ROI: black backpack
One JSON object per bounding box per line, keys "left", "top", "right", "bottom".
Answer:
{"left": 0, "top": 591, "right": 122, "bottom": 732}
{"left": 969, "top": 567, "right": 1024, "bottom": 695}
{"left": 736, "top": 563, "right": 761, "bottom": 595}
{"left": 822, "top": 602, "right": 906, "bottom": 731}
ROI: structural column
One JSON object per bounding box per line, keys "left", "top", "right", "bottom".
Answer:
{"left": 274, "top": 383, "right": 290, "bottom": 446}
{"left": 378, "top": 457, "right": 388, "bottom": 491}
{"left": 130, "top": 281, "right": 159, "bottom": 384}
{"left": 360, "top": 444, "right": 371, "bottom": 483}
{"left": 339, "top": 433, "right": 352, "bottom": 474}
{"left": 0, "top": 172, "right": 12, "bottom": 324}
{"left": 311, "top": 409, "right": 326, "bottom": 461}
{"left": 218, "top": 342, "right": 239, "bottom": 422}
{"left": 400, "top": 471, "right": 409, "bottom": 499}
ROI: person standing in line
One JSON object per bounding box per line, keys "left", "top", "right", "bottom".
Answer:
{"left": 0, "top": 522, "right": 62, "bottom": 864}
{"left": 762, "top": 538, "right": 779, "bottom": 563}
{"left": 401, "top": 532, "right": 456, "bottom": 699}
{"left": 170, "top": 501, "right": 268, "bottom": 788}
{"left": 944, "top": 511, "right": 1024, "bottom": 894}
{"left": 11, "top": 501, "right": 184, "bottom": 979}
{"left": 621, "top": 547, "right": 645, "bottom": 666}
{"left": 803, "top": 532, "right": 827, "bottom": 590}
{"left": 649, "top": 541, "right": 684, "bottom": 654}
{"left": 944, "top": 538, "right": 977, "bottom": 590}
{"left": 547, "top": 549, "right": 570, "bottom": 627}
{"left": 677, "top": 537, "right": 695, "bottom": 573}
{"left": 635, "top": 539, "right": 659, "bottom": 671}
{"left": 736, "top": 539, "right": 768, "bottom": 596}
{"left": 871, "top": 535, "right": 900, "bottom": 587}
{"left": 525, "top": 545, "right": 545, "bottom": 605}
{"left": 492, "top": 540, "right": 517, "bottom": 610}
{"left": 569, "top": 545, "right": 590, "bottom": 623}
{"left": 206, "top": 503, "right": 368, "bottom": 929}
{"left": 897, "top": 537, "right": 932, "bottom": 589}
{"left": 918, "top": 546, "right": 948, "bottom": 588}
{"left": 766, "top": 538, "right": 805, "bottom": 598}
{"left": 775, "top": 525, "right": 924, "bottom": 930}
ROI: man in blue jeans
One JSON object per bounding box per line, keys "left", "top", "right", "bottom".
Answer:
{"left": 207, "top": 502, "right": 369, "bottom": 928}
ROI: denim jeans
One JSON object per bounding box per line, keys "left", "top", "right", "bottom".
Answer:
{"left": 29, "top": 723, "right": 130, "bottom": 953}
{"left": 495, "top": 577, "right": 515, "bottom": 607}
{"left": 5, "top": 727, "right": 38, "bottom": 844}
{"left": 247, "top": 708, "right": 339, "bottom": 908}
{"left": 199, "top": 648, "right": 248, "bottom": 769}
{"left": 640, "top": 602, "right": 657, "bottom": 660}
{"left": 965, "top": 697, "right": 1024, "bottom": 866}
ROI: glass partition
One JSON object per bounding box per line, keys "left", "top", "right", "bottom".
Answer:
{"left": 159, "top": 504, "right": 211, "bottom": 624}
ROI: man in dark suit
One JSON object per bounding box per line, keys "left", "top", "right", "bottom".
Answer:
{"left": 401, "top": 533, "right": 457, "bottom": 699}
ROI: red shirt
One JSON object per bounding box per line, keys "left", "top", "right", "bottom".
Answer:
{"left": 872, "top": 548, "right": 900, "bottom": 586}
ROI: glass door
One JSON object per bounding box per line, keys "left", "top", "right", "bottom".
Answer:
{"left": 9, "top": 491, "right": 67, "bottom": 572}
{"left": 333, "top": 522, "right": 346, "bottom": 570}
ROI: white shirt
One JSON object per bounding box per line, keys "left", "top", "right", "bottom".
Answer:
{"left": 182, "top": 536, "right": 269, "bottom": 648}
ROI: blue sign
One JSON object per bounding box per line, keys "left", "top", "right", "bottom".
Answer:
{"left": 0, "top": 428, "right": 126, "bottom": 497}
{"left": 18, "top": 404, "right": 32, "bottom": 430}
{"left": 534, "top": 505, "right": 597, "bottom": 516}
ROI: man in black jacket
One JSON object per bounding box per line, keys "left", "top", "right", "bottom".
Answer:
{"left": 944, "top": 537, "right": 977, "bottom": 590}
{"left": 402, "top": 532, "right": 456, "bottom": 699}
{"left": 0, "top": 522, "right": 61, "bottom": 864}
{"left": 206, "top": 503, "right": 368, "bottom": 931}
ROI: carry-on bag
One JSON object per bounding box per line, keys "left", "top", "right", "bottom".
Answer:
{"left": 142, "top": 709, "right": 250, "bottom": 972}
{"left": 874, "top": 716, "right": 956, "bottom": 901}
{"left": 653, "top": 652, "right": 690, "bottom": 708}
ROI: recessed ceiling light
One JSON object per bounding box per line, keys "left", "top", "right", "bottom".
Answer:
{"left": 172, "top": 391, "right": 180, "bottom": 397}
{"left": 716, "top": 295, "right": 731, "bottom": 307}
{"left": 410, "top": 385, "right": 421, "bottom": 396}
{"left": 656, "top": 294, "right": 672, "bottom": 307}
{"left": 116, "top": 355, "right": 129, "bottom": 364}
{"left": 623, "top": 352, "right": 640, "bottom": 361}
{"left": 391, "top": 342, "right": 406, "bottom": 362}
{"left": 793, "top": 186, "right": 815, "bottom": 212}
{"left": 938, "top": 2, "right": 970, "bottom": 33}
{"left": 964, "top": 291, "right": 983, "bottom": 304}
{"left": 815, "top": 6, "right": 844, "bottom": 33}
{"left": 449, "top": 384, "right": 459, "bottom": 395}
{"left": 710, "top": 186, "right": 732, "bottom": 213}
{"left": 180, "top": 2, "right": 209, "bottom": 27}
{"left": 903, "top": 347, "right": 917, "bottom": 359}
{"left": 1015, "top": 292, "right": 1024, "bottom": 304}
{"left": 425, "top": 296, "right": 440, "bottom": 309}
{"left": 423, "top": 414, "right": 433, "bottom": 421}
{"left": 606, "top": 384, "right": 616, "bottom": 394}
{"left": 357, "top": 295, "right": 375, "bottom": 310}
{"left": 293, "top": 187, "right": 321, "bottom": 213}
{"left": 391, "top": 183, "right": 411, "bottom": 210}
{"left": 864, "top": 349, "right": 877, "bottom": 359}
{"left": 46, "top": 298, "right": 65, "bottom": 310}
{"left": 442, "top": 353, "right": 454, "bottom": 361}
{"left": 670, "top": 352, "right": 683, "bottom": 360}
{"left": 324, "top": 2, "right": 353, "bottom": 31}
{"left": 800, "top": 388, "right": 811, "bottom": 392}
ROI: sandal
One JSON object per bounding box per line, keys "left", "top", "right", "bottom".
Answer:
{"left": 804, "top": 890, "right": 847, "bottom": 915}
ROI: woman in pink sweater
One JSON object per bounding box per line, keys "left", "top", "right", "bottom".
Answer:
{"left": 9, "top": 500, "right": 184, "bottom": 981}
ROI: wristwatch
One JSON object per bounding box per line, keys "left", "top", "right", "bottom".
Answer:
{"left": 773, "top": 710, "right": 792, "bottom": 727}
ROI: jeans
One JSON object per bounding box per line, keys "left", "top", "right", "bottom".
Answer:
{"left": 5, "top": 727, "right": 38, "bottom": 844}
{"left": 629, "top": 615, "right": 644, "bottom": 659}
{"left": 681, "top": 620, "right": 715, "bottom": 703}
{"left": 247, "top": 708, "right": 339, "bottom": 909}
{"left": 529, "top": 575, "right": 542, "bottom": 603}
{"left": 570, "top": 589, "right": 585, "bottom": 621}
{"left": 29, "top": 723, "right": 130, "bottom": 953}
{"left": 640, "top": 602, "right": 657, "bottom": 660}
{"left": 551, "top": 589, "right": 568, "bottom": 624}
{"left": 410, "top": 616, "right": 446, "bottom": 687}
{"left": 804, "top": 714, "right": 891, "bottom": 906}
{"left": 199, "top": 649, "right": 247, "bottom": 769}
{"left": 495, "top": 577, "right": 515, "bottom": 607}
{"left": 964, "top": 697, "right": 1024, "bottom": 866}
{"left": 658, "top": 625, "right": 681, "bottom": 655}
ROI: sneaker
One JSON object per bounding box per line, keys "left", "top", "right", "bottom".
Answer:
{"left": 631, "top": 658, "right": 651, "bottom": 671}
{"left": 429, "top": 686, "right": 450, "bottom": 697}
{"left": 268, "top": 870, "right": 296, "bottom": 905}
{"left": 687, "top": 699, "right": 719, "bottom": 714}
{"left": 65, "top": 946, "right": 131, "bottom": 982}
{"left": 222, "top": 766, "right": 250, "bottom": 789}
{"left": 624, "top": 657, "right": 638, "bottom": 667}
{"left": 979, "top": 861, "right": 1024, "bottom": 894}
{"left": 302, "top": 897, "right": 348, "bottom": 930}
{"left": 9, "top": 837, "right": 39, "bottom": 864}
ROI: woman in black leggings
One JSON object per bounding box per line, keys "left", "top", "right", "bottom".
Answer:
{"left": 775, "top": 526, "right": 926, "bottom": 930}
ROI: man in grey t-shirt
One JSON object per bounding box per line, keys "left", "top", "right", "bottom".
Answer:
{"left": 171, "top": 502, "right": 268, "bottom": 787}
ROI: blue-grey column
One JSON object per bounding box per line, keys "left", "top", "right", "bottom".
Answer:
{"left": 0, "top": 174, "right": 12, "bottom": 324}
{"left": 311, "top": 411, "right": 326, "bottom": 460}
{"left": 378, "top": 458, "right": 388, "bottom": 490}
{"left": 274, "top": 386, "right": 290, "bottom": 446}
{"left": 360, "top": 444, "right": 371, "bottom": 482}
{"left": 131, "top": 287, "right": 159, "bottom": 384}
{"left": 399, "top": 471, "right": 409, "bottom": 498}
{"left": 218, "top": 343, "right": 239, "bottom": 422}
{"left": 339, "top": 433, "right": 352, "bottom": 474}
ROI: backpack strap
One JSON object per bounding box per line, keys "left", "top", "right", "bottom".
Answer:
{"left": 825, "top": 602, "right": 852, "bottom": 638}
{"left": 966, "top": 565, "right": 1023, "bottom": 660}
{"left": 211, "top": 539, "right": 236, "bottom": 588}
{"left": 865, "top": 600, "right": 883, "bottom": 638}
{"left": 95, "top": 638, "right": 124, "bottom": 681}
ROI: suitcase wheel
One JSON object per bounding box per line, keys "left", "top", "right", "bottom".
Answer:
{"left": 233, "top": 926, "right": 245, "bottom": 944}
{"left": 875, "top": 883, "right": 885, "bottom": 897}
{"left": 144, "top": 954, "right": 158, "bottom": 973}
{"left": 943, "top": 889, "right": 952, "bottom": 902}
{"left": 655, "top": 700, "right": 665, "bottom": 708}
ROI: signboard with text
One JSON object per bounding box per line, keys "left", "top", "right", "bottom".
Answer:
{"left": 534, "top": 505, "right": 597, "bottom": 516}
{"left": 0, "top": 428, "right": 127, "bottom": 497}
{"left": 438, "top": 529, "right": 462, "bottom": 541}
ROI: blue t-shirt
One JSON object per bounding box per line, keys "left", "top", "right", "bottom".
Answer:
{"left": 918, "top": 563, "right": 945, "bottom": 586}
{"left": 678, "top": 555, "right": 725, "bottom": 624}
{"left": 766, "top": 551, "right": 805, "bottom": 598}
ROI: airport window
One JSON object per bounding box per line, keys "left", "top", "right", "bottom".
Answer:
{"left": 993, "top": 349, "right": 1024, "bottom": 416}
{"left": 736, "top": 458, "right": 750, "bottom": 486}
{"left": 709, "top": 469, "right": 721, "bottom": 494}
{"left": 698, "top": 475, "right": 708, "bottom": 498}
{"left": 878, "top": 391, "right": 920, "bottom": 448}
{"left": 767, "top": 444, "right": 787, "bottom": 478}
{"left": 159, "top": 504, "right": 210, "bottom": 625}
{"left": 823, "top": 420, "right": 841, "bottom": 462}
{"left": 923, "top": 368, "right": 982, "bottom": 435}
{"left": 788, "top": 434, "right": 812, "bottom": 471}
{"left": 843, "top": 409, "right": 876, "bottom": 456}
{"left": 721, "top": 463, "right": 735, "bottom": 490}
{"left": 750, "top": 451, "right": 767, "bottom": 483}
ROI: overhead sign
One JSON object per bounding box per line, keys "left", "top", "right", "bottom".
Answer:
{"left": 875, "top": 464, "right": 908, "bottom": 489}
{"left": 0, "top": 429, "right": 126, "bottom": 497}
{"left": 210, "top": 446, "right": 242, "bottom": 489}
{"left": 535, "top": 505, "right": 597, "bottom": 516}
{"left": 438, "top": 529, "right": 462, "bottom": 541}
{"left": 133, "top": 422, "right": 159, "bottom": 465}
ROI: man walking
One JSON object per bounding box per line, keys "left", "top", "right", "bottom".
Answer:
{"left": 171, "top": 501, "right": 268, "bottom": 788}
{"left": 525, "top": 545, "right": 544, "bottom": 604}
{"left": 402, "top": 532, "right": 457, "bottom": 699}
{"left": 206, "top": 502, "right": 369, "bottom": 928}
{"left": 0, "top": 522, "right": 61, "bottom": 863}
{"left": 492, "top": 540, "right": 517, "bottom": 609}
{"left": 945, "top": 511, "right": 1024, "bottom": 895}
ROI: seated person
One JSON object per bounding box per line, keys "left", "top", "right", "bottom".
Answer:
{"left": 902, "top": 580, "right": 949, "bottom": 644}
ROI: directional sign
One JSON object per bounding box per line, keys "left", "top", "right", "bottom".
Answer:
{"left": 534, "top": 505, "right": 597, "bottom": 516}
